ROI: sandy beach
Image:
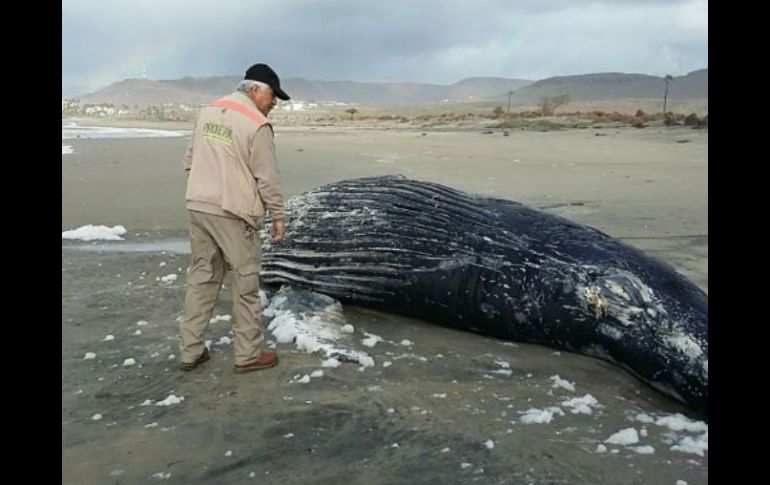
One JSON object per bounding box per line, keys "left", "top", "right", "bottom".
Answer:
{"left": 62, "top": 118, "right": 707, "bottom": 483}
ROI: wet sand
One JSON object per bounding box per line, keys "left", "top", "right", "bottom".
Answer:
{"left": 62, "top": 121, "right": 707, "bottom": 483}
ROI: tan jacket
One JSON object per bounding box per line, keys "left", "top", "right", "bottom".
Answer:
{"left": 184, "top": 91, "right": 285, "bottom": 228}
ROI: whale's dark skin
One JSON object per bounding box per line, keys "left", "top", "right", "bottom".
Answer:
{"left": 262, "top": 176, "right": 708, "bottom": 417}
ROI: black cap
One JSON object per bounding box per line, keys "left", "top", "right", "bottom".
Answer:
{"left": 244, "top": 63, "right": 290, "bottom": 100}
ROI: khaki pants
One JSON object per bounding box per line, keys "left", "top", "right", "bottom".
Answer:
{"left": 180, "top": 210, "right": 264, "bottom": 366}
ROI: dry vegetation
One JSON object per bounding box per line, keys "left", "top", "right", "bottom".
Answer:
{"left": 307, "top": 103, "right": 708, "bottom": 131}
{"left": 64, "top": 95, "right": 708, "bottom": 132}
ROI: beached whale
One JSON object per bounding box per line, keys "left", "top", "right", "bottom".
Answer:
{"left": 261, "top": 175, "right": 708, "bottom": 416}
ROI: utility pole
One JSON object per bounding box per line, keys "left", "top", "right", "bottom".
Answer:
{"left": 663, "top": 75, "right": 673, "bottom": 114}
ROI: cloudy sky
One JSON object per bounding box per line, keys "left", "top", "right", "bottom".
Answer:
{"left": 62, "top": 0, "right": 707, "bottom": 94}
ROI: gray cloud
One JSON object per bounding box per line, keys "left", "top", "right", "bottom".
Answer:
{"left": 62, "top": 0, "right": 707, "bottom": 93}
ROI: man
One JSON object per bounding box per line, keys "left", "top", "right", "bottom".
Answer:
{"left": 179, "top": 63, "right": 289, "bottom": 373}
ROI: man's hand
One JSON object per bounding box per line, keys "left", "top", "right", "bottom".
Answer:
{"left": 271, "top": 219, "right": 286, "bottom": 244}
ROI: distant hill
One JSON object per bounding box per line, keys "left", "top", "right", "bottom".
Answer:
{"left": 76, "top": 76, "right": 533, "bottom": 107}
{"left": 72, "top": 69, "right": 707, "bottom": 107}
{"left": 76, "top": 79, "right": 215, "bottom": 107}
{"left": 502, "top": 69, "right": 707, "bottom": 104}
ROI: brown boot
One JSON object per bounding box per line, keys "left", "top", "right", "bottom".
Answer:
{"left": 179, "top": 347, "right": 210, "bottom": 371}
{"left": 234, "top": 350, "right": 279, "bottom": 374}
